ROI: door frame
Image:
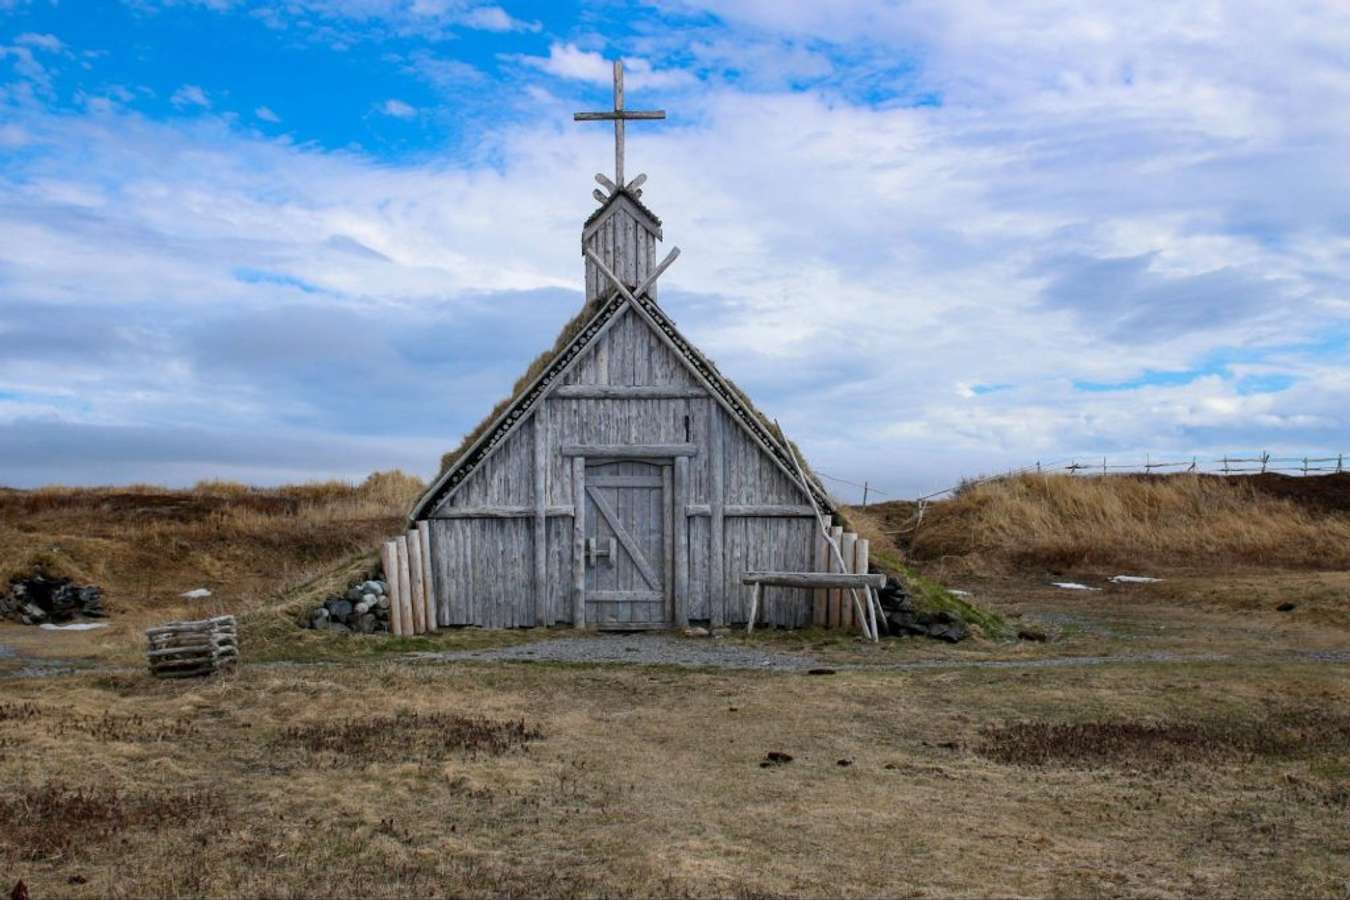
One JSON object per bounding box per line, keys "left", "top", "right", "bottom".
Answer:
{"left": 569, "top": 447, "right": 696, "bottom": 631}
{"left": 583, "top": 453, "right": 672, "bottom": 631}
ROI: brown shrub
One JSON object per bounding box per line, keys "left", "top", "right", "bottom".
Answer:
{"left": 0, "top": 782, "right": 226, "bottom": 861}
{"left": 979, "top": 708, "right": 1350, "bottom": 770}
{"left": 275, "top": 711, "right": 541, "bottom": 766}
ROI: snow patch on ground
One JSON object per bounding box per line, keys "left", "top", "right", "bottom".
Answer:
{"left": 1052, "top": 582, "right": 1101, "bottom": 591}
{"left": 949, "top": 589, "right": 972, "bottom": 597}
{"left": 39, "top": 622, "right": 109, "bottom": 631}
{"left": 181, "top": 588, "right": 212, "bottom": 599}
{"left": 1110, "top": 575, "right": 1163, "bottom": 584}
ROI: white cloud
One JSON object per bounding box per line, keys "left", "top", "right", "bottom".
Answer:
{"left": 170, "top": 84, "right": 211, "bottom": 108}
{"left": 254, "top": 105, "right": 282, "bottom": 122}
{"left": 380, "top": 98, "right": 418, "bottom": 118}
{"left": 458, "top": 5, "right": 540, "bottom": 32}
{"left": 511, "top": 43, "right": 695, "bottom": 90}
{"left": 3, "top": 2, "right": 1350, "bottom": 493}
{"left": 15, "top": 32, "right": 63, "bottom": 52}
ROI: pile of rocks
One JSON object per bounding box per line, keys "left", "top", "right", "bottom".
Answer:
{"left": 0, "top": 573, "right": 107, "bottom": 625}
{"left": 877, "top": 575, "right": 970, "bottom": 643}
{"left": 303, "top": 577, "right": 391, "bottom": 634}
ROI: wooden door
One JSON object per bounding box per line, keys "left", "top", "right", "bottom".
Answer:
{"left": 583, "top": 460, "right": 671, "bottom": 629}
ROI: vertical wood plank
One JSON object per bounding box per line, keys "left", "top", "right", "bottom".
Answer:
{"left": 709, "top": 406, "right": 726, "bottom": 627}
{"left": 855, "top": 538, "right": 871, "bottom": 636}
{"left": 572, "top": 456, "right": 586, "bottom": 628}
{"left": 813, "top": 514, "right": 832, "bottom": 626}
{"left": 839, "top": 531, "right": 857, "bottom": 631}
{"left": 533, "top": 405, "right": 549, "bottom": 626}
{"left": 673, "top": 454, "right": 689, "bottom": 627}
{"left": 417, "top": 521, "right": 436, "bottom": 631}
{"left": 662, "top": 464, "right": 674, "bottom": 623}
{"left": 395, "top": 535, "right": 415, "bottom": 637}
{"left": 382, "top": 540, "right": 403, "bottom": 637}
{"left": 828, "top": 524, "right": 844, "bottom": 627}
{"left": 407, "top": 528, "right": 426, "bottom": 635}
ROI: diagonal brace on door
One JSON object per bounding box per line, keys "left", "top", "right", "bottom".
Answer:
{"left": 585, "top": 486, "right": 663, "bottom": 590}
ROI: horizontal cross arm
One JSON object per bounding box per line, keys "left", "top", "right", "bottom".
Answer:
{"left": 573, "top": 110, "right": 666, "bottom": 121}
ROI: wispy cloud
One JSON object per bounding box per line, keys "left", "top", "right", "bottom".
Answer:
{"left": 380, "top": 97, "right": 417, "bottom": 118}
{"left": 509, "top": 43, "right": 695, "bottom": 90}
{"left": 169, "top": 83, "right": 210, "bottom": 108}
{"left": 254, "top": 104, "right": 281, "bottom": 122}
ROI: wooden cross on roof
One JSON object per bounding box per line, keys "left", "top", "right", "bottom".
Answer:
{"left": 574, "top": 59, "right": 665, "bottom": 195}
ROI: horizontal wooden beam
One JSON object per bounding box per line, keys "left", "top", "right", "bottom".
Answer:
{"left": 585, "top": 591, "right": 666, "bottom": 603}
{"left": 573, "top": 111, "right": 665, "bottom": 121}
{"left": 686, "top": 504, "right": 818, "bottom": 518}
{"left": 428, "top": 505, "right": 573, "bottom": 520}
{"left": 561, "top": 444, "right": 697, "bottom": 458}
{"left": 553, "top": 385, "right": 708, "bottom": 400}
{"left": 590, "top": 475, "right": 665, "bottom": 488}
{"left": 742, "top": 571, "right": 886, "bottom": 589}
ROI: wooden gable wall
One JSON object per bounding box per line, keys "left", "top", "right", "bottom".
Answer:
{"left": 427, "top": 302, "right": 818, "bottom": 629}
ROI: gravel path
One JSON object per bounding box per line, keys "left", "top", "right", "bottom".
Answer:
{"left": 415, "top": 633, "right": 828, "bottom": 671}
{"left": 414, "top": 633, "right": 1350, "bottom": 673}
{"left": 5, "top": 633, "right": 1349, "bottom": 681}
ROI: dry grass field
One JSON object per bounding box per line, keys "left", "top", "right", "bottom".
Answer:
{"left": 2, "top": 472, "right": 1349, "bottom": 898}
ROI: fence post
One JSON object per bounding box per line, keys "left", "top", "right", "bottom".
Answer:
{"left": 1190, "top": 456, "right": 1197, "bottom": 472}
{"left": 1261, "top": 451, "right": 1269, "bottom": 473}
{"left": 1339, "top": 453, "right": 1344, "bottom": 474}
{"left": 862, "top": 481, "right": 869, "bottom": 507}
{"left": 1303, "top": 456, "right": 1309, "bottom": 476}
{"left": 1102, "top": 457, "right": 1107, "bottom": 475}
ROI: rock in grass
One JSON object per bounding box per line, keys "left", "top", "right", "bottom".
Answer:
{"left": 376, "top": 596, "right": 390, "bottom": 610}
{"left": 326, "top": 599, "right": 353, "bottom": 621}
{"left": 357, "top": 613, "right": 377, "bottom": 634}
{"left": 361, "top": 592, "right": 376, "bottom": 606}
{"left": 345, "top": 587, "right": 364, "bottom": 602}
{"left": 1017, "top": 626, "right": 1049, "bottom": 642}
{"left": 1277, "top": 602, "right": 1296, "bottom": 612}
{"left": 760, "top": 751, "right": 794, "bottom": 768}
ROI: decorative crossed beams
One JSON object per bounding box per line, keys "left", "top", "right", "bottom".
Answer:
{"left": 586, "top": 247, "right": 834, "bottom": 513}
{"left": 574, "top": 59, "right": 664, "bottom": 200}
{"left": 584, "top": 245, "right": 680, "bottom": 302}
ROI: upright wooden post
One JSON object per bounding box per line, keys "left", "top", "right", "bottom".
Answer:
{"left": 812, "top": 514, "right": 832, "bottom": 626}
{"left": 395, "top": 535, "right": 415, "bottom": 637}
{"left": 673, "top": 454, "right": 690, "bottom": 628}
{"left": 828, "top": 524, "right": 844, "bottom": 627}
{"left": 708, "top": 405, "right": 726, "bottom": 628}
{"left": 534, "top": 406, "right": 549, "bottom": 626}
{"left": 406, "top": 529, "right": 426, "bottom": 635}
{"left": 417, "top": 521, "right": 437, "bottom": 631}
{"left": 572, "top": 456, "right": 586, "bottom": 628}
{"left": 839, "top": 531, "right": 857, "bottom": 631}
{"left": 382, "top": 540, "right": 404, "bottom": 638}
{"left": 854, "top": 538, "right": 871, "bottom": 636}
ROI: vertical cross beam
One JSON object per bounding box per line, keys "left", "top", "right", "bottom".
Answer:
{"left": 613, "top": 60, "right": 624, "bottom": 188}
{"left": 574, "top": 59, "right": 665, "bottom": 191}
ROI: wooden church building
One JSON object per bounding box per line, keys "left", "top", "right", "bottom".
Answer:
{"left": 401, "top": 62, "right": 867, "bottom": 633}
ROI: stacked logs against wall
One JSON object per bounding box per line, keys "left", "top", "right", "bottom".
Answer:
{"left": 146, "top": 616, "right": 237, "bottom": 679}
{"left": 380, "top": 525, "right": 438, "bottom": 637}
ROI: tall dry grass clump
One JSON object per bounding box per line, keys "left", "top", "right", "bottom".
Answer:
{"left": 0, "top": 471, "right": 425, "bottom": 630}
{"left": 909, "top": 473, "right": 1350, "bottom": 573}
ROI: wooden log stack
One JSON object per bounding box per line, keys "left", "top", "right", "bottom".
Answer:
{"left": 382, "top": 529, "right": 439, "bottom": 637}
{"left": 146, "top": 615, "right": 238, "bottom": 679}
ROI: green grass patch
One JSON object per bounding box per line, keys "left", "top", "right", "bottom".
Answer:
{"left": 871, "top": 548, "right": 1012, "bottom": 639}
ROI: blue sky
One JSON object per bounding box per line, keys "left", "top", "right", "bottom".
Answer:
{"left": 2, "top": 1, "right": 1349, "bottom": 498}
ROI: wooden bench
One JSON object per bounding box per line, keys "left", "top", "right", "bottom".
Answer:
{"left": 741, "top": 572, "right": 886, "bottom": 635}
